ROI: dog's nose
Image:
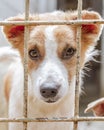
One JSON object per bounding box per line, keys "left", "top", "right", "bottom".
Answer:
{"left": 40, "top": 88, "right": 58, "bottom": 98}
{"left": 40, "top": 83, "right": 60, "bottom": 98}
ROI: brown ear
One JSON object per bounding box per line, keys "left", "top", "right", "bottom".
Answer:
{"left": 3, "top": 15, "right": 26, "bottom": 47}
{"left": 85, "top": 98, "right": 104, "bottom": 116}
{"left": 3, "top": 15, "right": 36, "bottom": 49}
{"left": 81, "top": 11, "right": 103, "bottom": 46}
{"left": 69, "top": 10, "right": 103, "bottom": 46}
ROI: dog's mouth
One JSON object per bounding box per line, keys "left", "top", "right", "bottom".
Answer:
{"left": 46, "top": 99, "right": 56, "bottom": 103}
{"left": 44, "top": 97, "right": 61, "bottom": 104}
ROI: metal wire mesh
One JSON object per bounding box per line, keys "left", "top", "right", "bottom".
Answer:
{"left": 23, "top": 0, "right": 30, "bottom": 130}
{"left": 73, "top": 0, "right": 82, "bottom": 129}
{"left": 0, "top": 0, "right": 104, "bottom": 130}
{"left": 0, "top": 19, "right": 104, "bottom": 26}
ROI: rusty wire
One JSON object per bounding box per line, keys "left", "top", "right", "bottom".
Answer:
{"left": 23, "top": 0, "right": 30, "bottom": 130}
{"left": 0, "top": 19, "right": 104, "bottom": 26}
{"left": 73, "top": 0, "right": 82, "bottom": 130}
{"left": 0, "top": 117, "right": 104, "bottom": 122}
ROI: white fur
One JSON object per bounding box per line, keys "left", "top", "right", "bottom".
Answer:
{"left": 0, "top": 47, "right": 19, "bottom": 62}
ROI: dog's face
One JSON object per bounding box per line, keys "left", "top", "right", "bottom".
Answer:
{"left": 3, "top": 11, "right": 103, "bottom": 103}
{"left": 28, "top": 25, "right": 77, "bottom": 103}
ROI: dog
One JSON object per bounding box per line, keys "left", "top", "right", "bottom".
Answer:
{"left": 1, "top": 10, "right": 103, "bottom": 130}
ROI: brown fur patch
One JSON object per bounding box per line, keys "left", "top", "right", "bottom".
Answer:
{"left": 4, "top": 72, "right": 12, "bottom": 102}
{"left": 54, "top": 25, "right": 77, "bottom": 80}
{"left": 28, "top": 27, "right": 45, "bottom": 72}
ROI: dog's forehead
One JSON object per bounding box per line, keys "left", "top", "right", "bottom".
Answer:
{"left": 30, "top": 25, "right": 75, "bottom": 47}
{"left": 45, "top": 26, "right": 57, "bottom": 41}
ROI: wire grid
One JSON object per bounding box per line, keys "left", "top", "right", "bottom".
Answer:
{"left": 73, "top": 0, "right": 82, "bottom": 129}
{"left": 0, "top": 0, "right": 104, "bottom": 130}
{"left": 23, "top": 0, "right": 30, "bottom": 129}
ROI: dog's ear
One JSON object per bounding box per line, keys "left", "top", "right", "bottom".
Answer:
{"left": 85, "top": 98, "right": 104, "bottom": 116}
{"left": 3, "top": 15, "right": 26, "bottom": 48}
{"left": 3, "top": 15, "right": 35, "bottom": 48}
{"left": 69, "top": 10, "right": 103, "bottom": 46}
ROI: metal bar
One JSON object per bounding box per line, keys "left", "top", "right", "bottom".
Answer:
{"left": 100, "top": 0, "right": 104, "bottom": 96}
{"left": 23, "top": 0, "right": 30, "bottom": 130}
{"left": 0, "top": 19, "right": 104, "bottom": 26}
{"left": 0, "top": 117, "right": 104, "bottom": 123}
{"left": 74, "top": 0, "right": 82, "bottom": 130}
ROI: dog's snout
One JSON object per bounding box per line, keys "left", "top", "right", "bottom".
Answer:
{"left": 40, "top": 83, "right": 60, "bottom": 98}
{"left": 40, "top": 88, "right": 58, "bottom": 98}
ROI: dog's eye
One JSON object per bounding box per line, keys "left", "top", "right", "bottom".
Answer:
{"left": 62, "top": 47, "right": 76, "bottom": 59}
{"left": 29, "top": 49, "right": 40, "bottom": 60}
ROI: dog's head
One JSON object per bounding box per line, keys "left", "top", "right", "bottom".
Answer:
{"left": 3, "top": 11, "right": 103, "bottom": 104}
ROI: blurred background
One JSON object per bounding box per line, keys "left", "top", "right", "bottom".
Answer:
{"left": 0, "top": 0, "right": 104, "bottom": 129}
